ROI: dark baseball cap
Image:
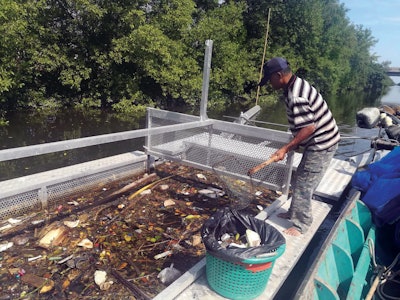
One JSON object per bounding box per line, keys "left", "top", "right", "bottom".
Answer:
{"left": 259, "top": 57, "right": 289, "bottom": 86}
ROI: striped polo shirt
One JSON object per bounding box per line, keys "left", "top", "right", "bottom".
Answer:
{"left": 284, "top": 75, "right": 340, "bottom": 151}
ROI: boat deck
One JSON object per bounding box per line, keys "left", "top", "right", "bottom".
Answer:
{"left": 154, "top": 154, "right": 365, "bottom": 300}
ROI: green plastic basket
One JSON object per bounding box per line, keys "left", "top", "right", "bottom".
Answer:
{"left": 206, "top": 244, "right": 285, "bottom": 300}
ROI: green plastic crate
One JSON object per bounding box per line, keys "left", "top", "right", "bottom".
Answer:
{"left": 206, "top": 244, "right": 285, "bottom": 300}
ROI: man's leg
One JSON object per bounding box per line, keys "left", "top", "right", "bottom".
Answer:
{"left": 284, "top": 144, "right": 337, "bottom": 235}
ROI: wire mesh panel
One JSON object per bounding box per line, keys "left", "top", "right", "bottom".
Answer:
{"left": 212, "top": 156, "right": 256, "bottom": 210}
{"left": 145, "top": 108, "right": 293, "bottom": 195}
{"left": 47, "top": 163, "right": 143, "bottom": 210}
{"left": 0, "top": 157, "right": 146, "bottom": 220}
{"left": 0, "top": 190, "right": 41, "bottom": 220}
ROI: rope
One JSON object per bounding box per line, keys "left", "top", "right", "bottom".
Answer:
{"left": 256, "top": 8, "right": 271, "bottom": 106}
{"left": 367, "top": 238, "right": 400, "bottom": 300}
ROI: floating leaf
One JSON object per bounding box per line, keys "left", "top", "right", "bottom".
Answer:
{"left": 62, "top": 279, "right": 70, "bottom": 290}
{"left": 117, "top": 262, "right": 128, "bottom": 270}
{"left": 40, "top": 280, "right": 55, "bottom": 294}
{"left": 123, "top": 233, "right": 132, "bottom": 242}
{"left": 184, "top": 215, "right": 200, "bottom": 220}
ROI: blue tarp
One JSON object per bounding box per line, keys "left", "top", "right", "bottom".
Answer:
{"left": 352, "top": 146, "right": 400, "bottom": 227}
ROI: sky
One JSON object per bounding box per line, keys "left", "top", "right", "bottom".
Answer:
{"left": 340, "top": 0, "right": 400, "bottom": 67}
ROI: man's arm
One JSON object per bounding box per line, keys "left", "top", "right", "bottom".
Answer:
{"left": 273, "top": 124, "right": 316, "bottom": 161}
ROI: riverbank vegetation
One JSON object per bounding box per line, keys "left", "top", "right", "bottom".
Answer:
{"left": 0, "top": 0, "right": 393, "bottom": 124}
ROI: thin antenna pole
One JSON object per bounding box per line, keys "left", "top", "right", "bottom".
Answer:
{"left": 256, "top": 8, "right": 272, "bottom": 105}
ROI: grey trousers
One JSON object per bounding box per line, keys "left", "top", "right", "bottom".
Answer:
{"left": 288, "top": 144, "right": 338, "bottom": 233}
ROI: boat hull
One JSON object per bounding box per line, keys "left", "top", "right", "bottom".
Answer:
{"left": 295, "top": 191, "right": 376, "bottom": 299}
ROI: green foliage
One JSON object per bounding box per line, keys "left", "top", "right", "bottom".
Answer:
{"left": 111, "top": 92, "right": 151, "bottom": 121}
{"left": 0, "top": 0, "right": 392, "bottom": 120}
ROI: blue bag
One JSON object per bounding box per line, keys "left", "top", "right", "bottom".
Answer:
{"left": 351, "top": 147, "right": 400, "bottom": 226}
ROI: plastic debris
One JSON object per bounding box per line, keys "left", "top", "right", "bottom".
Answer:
{"left": 198, "top": 189, "right": 216, "bottom": 195}
{"left": 246, "top": 229, "right": 261, "bottom": 247}
{"left": 0, "top": 224, "right": 12, "bottom": 231}
{"left": 63, "top": 220, "right": 80, "bottom": 228}
{"left": 12, "top": 235, "right": 30, "bottom": 246}
{"left": 57, "top": 254, "right": 74, "bottom": 264}
{"left": 228, "top": 242, "right": 247, "bottom": 249}
{"left": 159, "top": 184, "right": 169, "bottom": 190}
{"left": 7, "top": 218, "right": 22, "bottom": 224}
{"left": 157, "top": 263, "right": 182, "bottom": 285}
{"left": 100, "top": 281, "right": 114, "bottom": 291}
{"left": 27, "top": 255, "right": 43, "bottom": 262}
{"left": 154, "top": 250, "right": 173, "bottom": 260}
{"left": 196, "top": 173, "right": 207, "bottom": 180}
{"left": 31, "top": 219, "right": 44, "bottom": 225}
{"left": 163, "top": 199, "right": 176, "bottom": 207}
{"left": 77, "top": 238, "right": 93, "bottom": 249}
{"left": 140, "top": 189, "right": 152, "bottom": 195}
{"left": 0, "top": 242, "right": 13, "bottom": 252}
{"left": 198, "top": 187, "right": 224, "bottom": 198}
{"left": 94, "top": 270, "right": 114, "bottom": 290}
{"left": 0, "top": 218, "right": 23, "bottom": 231}
{"left": 94, "top": 270, "right": 107, "bottom": 286}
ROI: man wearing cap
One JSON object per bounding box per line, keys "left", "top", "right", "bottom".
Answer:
{"left": 256, "top": 57, "right": 340, "bottom": 236}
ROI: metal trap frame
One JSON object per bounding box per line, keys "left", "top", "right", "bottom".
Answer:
{"left": 145, "top": 108, "right": 294, "bottom": 198}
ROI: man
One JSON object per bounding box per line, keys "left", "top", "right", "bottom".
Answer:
{"left": 256, "top": 57, "right": 340, "bottom": 236}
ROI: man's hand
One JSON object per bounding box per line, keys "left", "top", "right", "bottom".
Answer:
{"left": 247, "top": 155, "right": 278, "bottom": 176}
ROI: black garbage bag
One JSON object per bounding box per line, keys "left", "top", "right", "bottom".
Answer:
{"left": 201, "top": 207, "right": 286, "bottom": 263}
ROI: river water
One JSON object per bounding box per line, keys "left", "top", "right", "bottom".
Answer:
{"left": 1, "top": 84, "right": 399, "bottom": 181}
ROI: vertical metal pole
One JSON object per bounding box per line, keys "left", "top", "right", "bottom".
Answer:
{"left": 145, "top": 108, "right": 152, "bottom": 173}
{"left": 200, "top": 40, "right": 213, "bottom": 121}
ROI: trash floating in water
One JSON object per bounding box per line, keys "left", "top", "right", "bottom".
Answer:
{"left": 27, "top": 255, "right": 43, "bottom": 262}
{"left": 0, "top": 241, "right": 13, "bottom": 252}
{"left": 0, "top": 161, "right": 279, "bottom": 298}
{"left": 154, "top": 250, "right": 173, "bottom": 260}
{"left": 198, "top": 187, "right": 225, "bottom": 199}
{"left": 77, "top": 238, "right": 93, "bottom": 249}
{"left": 7, "top": 218, "right": 22, "bottom": 224}
{"left": 163, "top": 199, "right": 176, "bottom": 207}
{"left": 94, "top": 270, "right": 107, "bottom": 286}
{"left": 63, "top": 220, "right": 80, "bottom": 228}
{"left": 0, "top": 224, "right": 12, "bottom": 231}
{"left": 21, "top": 273, "right": 55, "bottom": 294}
{"left": 196, "top": 173, "right": 207, "bottom": 180}
{"left": 12, "top": 235, "right": 30, "bottom": 246}
{"left": 38, "top": 224, "right": 69, "bottom": 249}
{"left": 157, "top": 263, "right": 182, "bottom": 285}
{"left": 140, "top": 189, "right": 152, "bottom": 195}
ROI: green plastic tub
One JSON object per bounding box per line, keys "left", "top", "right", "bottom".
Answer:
{"left": 206, "top": 244, "right": 286, "bottom": 300}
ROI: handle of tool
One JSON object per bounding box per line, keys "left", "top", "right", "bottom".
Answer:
{"left": 248, "top": 157, "right": 276, "bottom": 175}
